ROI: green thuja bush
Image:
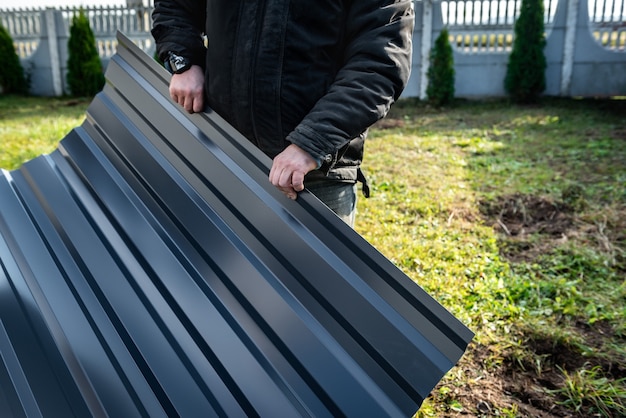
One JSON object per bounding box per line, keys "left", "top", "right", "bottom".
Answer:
{"left": 154, "top": 50, "right": 164, "bottom": 67}
{"left": 504, "top": 0, "right": 546, "bottom": 103}
{"left": 66, "top": 9, "right": 104, "bottom": 96}
{"left": 427, "top": 28, "right": 455, "bottom": 106}
{"left": 0, "top": 24, "right": 28, "bottom": 94}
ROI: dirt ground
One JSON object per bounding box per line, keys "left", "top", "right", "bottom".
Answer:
{"left": 446, "top": 319, "right": 624, "bottom": 417}
{"left": 445, "top": 194, "right": 626, "bottom": 417}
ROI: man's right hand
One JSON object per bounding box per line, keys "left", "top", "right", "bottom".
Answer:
{"left": 169, "top": 65, "right": 205, "bottom": 113}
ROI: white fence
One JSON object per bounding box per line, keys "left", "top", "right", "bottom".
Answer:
{"left": 414, "top": 0, "right": 625, "bottom": 97}
{"left": 1, "top": 5, "right": 153, "bottom": 95}
{"left": 1, "top": 5, "right": 153, "bottom": 57}
{"left": 1, "top": 0, "right": 625, "bottom": 97}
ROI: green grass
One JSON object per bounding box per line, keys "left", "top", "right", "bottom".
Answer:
{"left": 1, "top": 95, "right": 625, "bottom": 417}
{"left": 0, "top": 95, "right": 89, "bottom": 170}
{"left": 359, "top": 97, "right": 626, "bottom": 417}
{"left": 551, "top": 365, "right": 626, "bottom": 416}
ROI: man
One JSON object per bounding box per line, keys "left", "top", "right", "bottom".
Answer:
{"left": 152, "top": 0, "right": 414, "bottom": 226}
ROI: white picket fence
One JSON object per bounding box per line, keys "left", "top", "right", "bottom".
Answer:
{"left": 0, "top": 0, "right": 625, "bottom": 97}
{"left": 1, "top": 6, "right": 154, "bottom": 63}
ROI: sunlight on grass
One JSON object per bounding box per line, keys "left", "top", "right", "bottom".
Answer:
{"left": 3, "top": 95, "right": 625, "bottom": 417}
{"left": 551, "top": 365, "right": 626, "bottom": 416}
{"left": 361, "top": 98, "right": 626, "bottom": 417}
{"left": 0, "top": 96, "right": 89, "bottom": 170}
{"left": 357, "top": 128, "right": 517, "bottom": 334}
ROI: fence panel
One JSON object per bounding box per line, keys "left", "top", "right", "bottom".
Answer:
{"left": 589, "top": 0, "right": 626, "bottom": 50}
{"left": 0, "top": 8, "right": 41, "bottom": 58}
{"left": 0, "top": 0, "right": 624, "bottom": 97}
{"left": 59, "top": 6, "right": 154, "bottom": 60}
{"left": 441, "top": 0, "right": 560, "bottom": 52}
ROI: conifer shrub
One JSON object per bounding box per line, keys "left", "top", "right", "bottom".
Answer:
{"left": 66, "top": 9, "right": 104, "bottom": 97}
{"left": 504, "top": 0, "right": 546, "bottom": 103}
{"left": 427, "top": 28, "right": 455, "bottom": 106}
{"left": 0, "top": 24, "right": 28, "bottom": 94}
{"left": 154, "top": 50, "right": 164, "bottom": 66}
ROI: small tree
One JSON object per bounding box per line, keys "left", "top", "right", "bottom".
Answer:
{"left": 427, "top": 28, "right": 455, "bottom": 106}
{"left": 504, "top": 0, "right": 546, "bottom": 103}
{"left": 66, "top": 9, "right": 104, "bottom": 96}
{"left": 0, "top": 24, "right": 28, "bottom": 94}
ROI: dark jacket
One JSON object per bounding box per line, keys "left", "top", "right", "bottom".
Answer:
{"left": 152, "top": 0, "right": 414, "bottom": 183}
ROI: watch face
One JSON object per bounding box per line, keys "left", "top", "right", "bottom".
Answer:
{"left": 168, "top": 53, "right": 190, "bottom": 74}
{"left": 171, "top": 55, "right": 186, "bottom": 71}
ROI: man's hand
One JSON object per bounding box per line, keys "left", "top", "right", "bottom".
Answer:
{"left": 269, "top": 144, "right": 318, "bottom": 200}
{"left": 169, "top": 65, "right": 205, "bottom": 113}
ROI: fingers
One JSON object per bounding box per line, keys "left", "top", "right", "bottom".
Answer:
{"left": 170, "top": 89, "right": 204, "bottom": 113}
{"left": 192, "top": 96, "right": 204, "bottom": 113}
{"left": 169, "top": 65, "right": 205, "bottom": 114}
{"left": 269, "top": 166, "right": 298, "bottom": 200}
{"left": 291, "top": 170, "right": 305, "bottom": 192}
{"left": 269, "top": 144, "right": 318, "bottom": 200}
{"left": 173, "top": 94, "right": 204, "bottom": 113}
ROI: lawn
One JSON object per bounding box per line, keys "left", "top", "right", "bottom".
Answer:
{"left": 0, "top": 96, "right": 89, "bottom": 169}
{"left": 1, "top": 95, "right": 625, "bottom": 417}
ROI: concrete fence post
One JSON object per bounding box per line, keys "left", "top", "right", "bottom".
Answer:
{"left": 44, "top": 8, "right": 63, "bottom": 96}
{"left": 560, "top": 0, "right": 579, "bottom": 95}
{"left": 1, "top": 0, "right": 624, "bottom": 98}
{"left": 420, "top": 0, "right": 434, "bottom": 100}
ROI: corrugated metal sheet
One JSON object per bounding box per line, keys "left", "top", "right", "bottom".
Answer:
{"left": 0, "top": 32, "right": 473, "bottom": 417}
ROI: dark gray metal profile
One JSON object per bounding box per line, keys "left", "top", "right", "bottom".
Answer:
{"left": 0, "top": 32, "right": 473, "bottom": 417}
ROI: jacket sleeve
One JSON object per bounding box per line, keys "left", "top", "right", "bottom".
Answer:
{"left": 286, "top": 0, "right": 414, "bottom": 168}
{"left": 151, "top": 0, "right": 207, "bottom": 67}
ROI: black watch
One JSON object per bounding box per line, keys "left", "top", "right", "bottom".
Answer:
{"left": 165, "top": 52, "right": 192, "bottom": 74}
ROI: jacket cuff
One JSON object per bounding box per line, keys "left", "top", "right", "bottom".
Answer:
{"left": 287, "top": 125, "right": 337, "bottom": 173}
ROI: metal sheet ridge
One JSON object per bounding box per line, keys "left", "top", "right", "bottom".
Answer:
{"left": 0, "top": 31, "right": 473, "bottom": 417}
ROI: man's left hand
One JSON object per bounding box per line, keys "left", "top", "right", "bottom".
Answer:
{"left": 269, "top": 144, "right": 318, "bottom": 200}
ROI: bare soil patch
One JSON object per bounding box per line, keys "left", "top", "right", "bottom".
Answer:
{"left": 479, "top": 194, "right": 577, "bottom": 263}
{"left": 480, "top": 194, "right": 574, "bottom": 238}
{"left": 440, "top": 318, "right": 625, "bottom": 417}
{"left": 465, "top": 194, "right": 626, "bottom": 416}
